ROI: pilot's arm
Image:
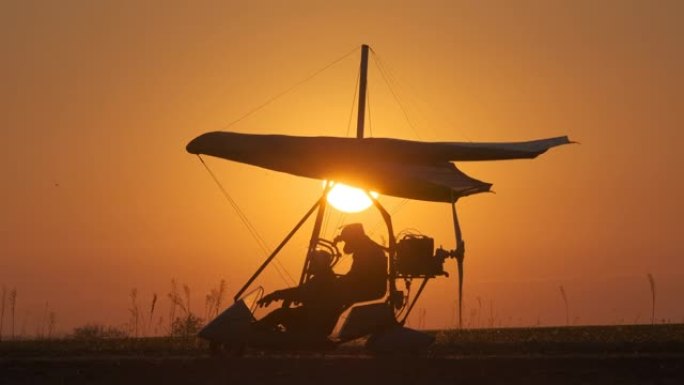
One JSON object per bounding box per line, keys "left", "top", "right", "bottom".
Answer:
{"left": 257, "top": 287, "right": 300, "bottom": 307}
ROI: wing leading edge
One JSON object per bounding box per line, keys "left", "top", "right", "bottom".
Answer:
{"left": 186, "top": 131, "right": 570, "bottom": 202}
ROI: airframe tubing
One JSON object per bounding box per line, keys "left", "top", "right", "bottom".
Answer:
{"left": 398, "top": 201, "right": 465, "bottom": 326}
{"left": 233, "top": 193, "right": 327, "bottom": 302}
{"left": 299, "top": 184, "right": 332, "bottom": 286}
{"left": 399, "top": 278, "right": 430, "bottom": 325}
{"left": 370, "top": 196, "right": 400, "bottom": 309}
{"left": 451, "top": 199, "right": 466, "bottom": 329}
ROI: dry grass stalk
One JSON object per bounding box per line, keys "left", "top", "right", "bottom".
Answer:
{"left": 168, "top": 280, "right": 177, "bottom": 331}
{"left": 488, "top": 299, "right": 496, "bottom": 328}
{"left": 129, "top": 288, "right": 140, "bottom": 338}
{"left": 647, "top": 273, "right": 656, "bottom": 325}
{"left": 477, "top": 296, "right": 482, "bottom": 328}
{"left": 156, "top": 316, "right": 164, "bottom": 336}
{"left": 168, "top": 279, "right": 186, "bottom": 333}
{"left": 468, "top": 307, "right": 477, "bottom": 328}
{"left": 147, "top": 293, "right": 158, "bottom": 336}
{"left": 183, "top": 285, "right": 191, "bottom": 315}
{"left": 37, "top": 302, "right": 49, "bottom": 338}
{"left": 168, "top": 279, "right": 196, "bottom": 335}
{"left": 47, "top": 311, "right": 56, "bottom": 339}
{"left": 9, "top": 288, "right": 17, "bottom": 339}
{"left": 204, "top": 279, "right": 227, "bottom": 320}
{"left": 0, "top": 285, "right": 6, "bottom": 341}
{"left": 559, "top": 285, "right": 569, "bottom": 326}
{"left": 150, "top": 293, "right": 158, "bottom": 318}
{"left": 450, "top": 300, "right": 456, "bottom": 328}
{"left": 20, "top": 309, "right": 29, "bottom": 337}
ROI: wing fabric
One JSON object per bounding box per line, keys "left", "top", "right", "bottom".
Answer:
{"left": 186, "top": 131, "right": 570, "bottom": 202}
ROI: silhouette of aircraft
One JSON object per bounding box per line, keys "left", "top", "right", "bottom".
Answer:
{"left": 188, "top": 45, "right": 571, "bottom": 355}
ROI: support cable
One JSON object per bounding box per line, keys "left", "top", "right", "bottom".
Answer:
{"left": 370, "top": 49, "right": 421, "bottom": 140}
{"left": 367, "top": 80, "right": 373, "bottom": 137}
{"left": 368, "top": 198, "right": 409, "bottom": 240}
{"left": 197, "top": 155, "right": 296, "bottom": 286}
{"left": 371, "top": 48, "right": 473, "bottom": 142}
{"left": 222, "top": 46, "right": 359, "bottom": 130}
{"left": 333, "top": 211, "right": 347, "bottom": 239}
{"left": 345, "top": 70, "right": 361, "bottom": 137}
{"left": 321, "top": 182, "right": 334, "bottom": 238}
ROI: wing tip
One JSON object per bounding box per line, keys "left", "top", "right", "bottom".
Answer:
{"left": 186, "top": 131, "right": 224, "bottom": 154}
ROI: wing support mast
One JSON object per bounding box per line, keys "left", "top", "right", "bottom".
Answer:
{"left": 234, "top": 191, "right": 328, "bottom": 302}
{"left": 356, "top": 44, "right": 369, "bottom": 139}
{"left": 234, "top": 44, "right": 401, "bottom": 300}
{"left": 233, "top": 45, "right": 467, "bottom": 332}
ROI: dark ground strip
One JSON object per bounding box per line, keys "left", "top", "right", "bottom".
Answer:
{"left": 2, "top": 325, "right": 682, "bottom": 384}
{"left": 3, "top": 324, "right": 683, "bottom": 359}
{"left": 2, "top": 354, "right": 683, "bottom": 385}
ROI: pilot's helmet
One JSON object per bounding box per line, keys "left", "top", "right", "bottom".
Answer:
{"left": 339, "top": 223, "right": 365, "bottom": 242}
{"left": 337, "top": 223, "right": 366, "bottom": 253}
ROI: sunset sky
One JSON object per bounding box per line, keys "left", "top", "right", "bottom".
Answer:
{"left": 1, "top": 0, "right": 682, "bottom": 335}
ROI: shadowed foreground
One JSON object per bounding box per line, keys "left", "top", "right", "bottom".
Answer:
{"left": 2, "top": 325, "right": 683, "bottom": 385}
{"left": 3, "top": 354, "right": 683, "bottom": 385}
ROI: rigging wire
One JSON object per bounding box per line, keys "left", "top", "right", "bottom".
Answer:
{"left": 222, "top": 46, "right": 360, "bottom": 131}
{"left": 333, "top": 212, "right": 347, "bottom": 240}
{"left": 390, "top": 199, "right": 410, "bottom": 216}
{"left": 367, "top": 198, "right": 409, "bottom": 239}
{"left": 320, "top": 182, "right": 333, "bottom": 238}
{"left": 371, "top": 48, "right": 473, "bottom": 142}
{"left": 367, "top": 79, "right": 373, "bottom": 137}
{"left": 197, "top": 155, "right": 296, "bottom": 286}
{"left": 370, "top": 49, "right": 421, "bottom": 140}
{"left": 198, "top": 156, "right": 269, "bottom": 252}
{"left": 345, "top": 69, "right": 361, "bottom": 137}
{"left": 321, "top": 204, "right": 331, "bottom": 240}
{"left": 195, "top": 48, "right": 365, "bottom": 286}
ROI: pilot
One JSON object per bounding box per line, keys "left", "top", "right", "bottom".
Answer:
{"left": 334, "top": 223, "right": 388, "bottom": 305}
{"left": 253, "top": 250, "right": 343, "bottom": 336}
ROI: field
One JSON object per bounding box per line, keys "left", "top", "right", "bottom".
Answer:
{"left": 2, "top": 324, "right": 683, "bottom": 384}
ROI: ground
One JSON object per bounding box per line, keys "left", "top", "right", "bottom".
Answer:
{"left": 2, "top": 324, "right": 683, "bottom": 384}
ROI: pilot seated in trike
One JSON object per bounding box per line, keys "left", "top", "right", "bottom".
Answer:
{"left": 253, "top": 223, "right": 388, "bottom": 338}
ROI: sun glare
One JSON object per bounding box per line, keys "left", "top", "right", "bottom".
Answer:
{"left": 325, "top": 182, "right": 379, "bottom": 213}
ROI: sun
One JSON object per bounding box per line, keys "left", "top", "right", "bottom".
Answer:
{"left": 325, "top": 182, "right": 379, "bottom": 213}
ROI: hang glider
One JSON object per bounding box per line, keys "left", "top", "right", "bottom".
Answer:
{"left": 192, "top": 45, "right": 575, "bottom": 354}
{"left": 186, "top": 131, "right": 571, "bottom": 203}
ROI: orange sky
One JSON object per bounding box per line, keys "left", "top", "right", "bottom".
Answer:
{"left": 1, "top": 1, "right": 683, "bottom": 335}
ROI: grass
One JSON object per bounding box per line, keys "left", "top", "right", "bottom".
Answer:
{"left": 0, "top": 337, "right": 206, "bottom": 359}
{"left": 2, "top": 324, "right": 682, "bottom": 359}
{"left": 433, "top": 323, "right": 684, "bottom": 356}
